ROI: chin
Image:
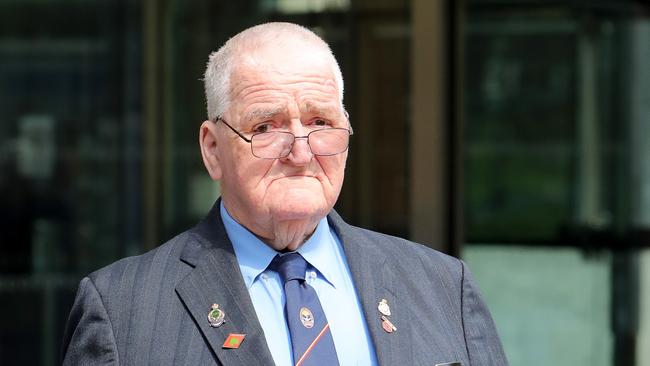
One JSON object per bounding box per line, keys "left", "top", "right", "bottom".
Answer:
{"left": 266, "top": 183, "right": 329, "bottom": 216}
{"left": 268, "top": 197, "right": 329, "bottom": 222}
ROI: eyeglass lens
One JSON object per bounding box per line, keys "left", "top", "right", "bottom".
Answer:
{"left": 251, "top": 128, "right": 349, "bottom": 159}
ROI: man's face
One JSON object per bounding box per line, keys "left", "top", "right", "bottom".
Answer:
{"left": 201, "top": 49, "right": 348, "bottom": 247}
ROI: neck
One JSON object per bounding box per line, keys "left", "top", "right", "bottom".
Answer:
{"left": 268, "top": 218, "right": 319, "bottom": 252}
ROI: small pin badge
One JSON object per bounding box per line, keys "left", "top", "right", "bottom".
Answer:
{"left": 378, "top": 298, "right": 391, "bottom": 317}
{"left": 222, "top": 333, "right": 246, "bottom": 349}
{"left": 381, "top": 315, "right": 397, "bottom": 333}
{"left": 299, "top": 307, "right": 314, "bottom": 328}
{"left": 208, "top": 303, "right": 226, "bottom": 328}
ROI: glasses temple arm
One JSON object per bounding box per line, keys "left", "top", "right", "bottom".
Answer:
{"left": 215, "top": 117, "right": 253, "bottom": 143}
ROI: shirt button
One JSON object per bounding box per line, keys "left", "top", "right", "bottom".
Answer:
{"left": 309, "top": 271, "right": 317, "bottom": 279}
{"left": 261, "top": 273, "right": 269, "bottom": 280}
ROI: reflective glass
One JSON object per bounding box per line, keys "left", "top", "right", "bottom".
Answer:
{"left": 0, "top": 1, "right": 141, "bottom": 365}
{"left": 463, "top": 2, "right": 650, "bottom": 365}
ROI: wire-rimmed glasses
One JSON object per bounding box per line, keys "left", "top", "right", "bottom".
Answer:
{"left": 215, "top": 117, "right": 352, "bottom": 159}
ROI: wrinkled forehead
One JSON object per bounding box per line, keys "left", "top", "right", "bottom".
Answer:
{"left": 226, "top": 47, "right": 341, "bottom": 113}
{"left": 226, "top": 67, "right": 342, "bottom": 125}
{"left": 231, "top": 59, "right": 338, "bottom": 91}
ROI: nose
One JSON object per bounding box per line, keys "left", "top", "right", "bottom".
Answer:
{"left": 283, "top": 125, "right": 313, "bottom": 165}
{"left": 284, "top": 135, "right": 313, "bottom": 165}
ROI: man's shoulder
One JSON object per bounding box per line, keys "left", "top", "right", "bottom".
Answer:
{"left": 330, "top": 213, "right": 464, "bottom": 277}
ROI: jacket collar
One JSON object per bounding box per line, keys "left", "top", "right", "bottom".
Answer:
{"left": 176, "top": 201, "right": 275, "bottom": 365}
{"left": 327, "top": 210, "right": 415, "bottom": 366}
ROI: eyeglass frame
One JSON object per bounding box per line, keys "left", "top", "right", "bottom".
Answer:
{"left": 213, "top": 116, "right": 353, "bottom": 159}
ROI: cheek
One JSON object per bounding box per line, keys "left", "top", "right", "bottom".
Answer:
{"left": 316, "top": 154, "right": 347, "bottom": 196}
{"left": 234, "top": 159, "right": 273, "bottom": 190}
{"left": 221, "top": 148, "right": 268, "bottom": 193}
{"left": 318, "top": 154, "right": 346, "bottom": 179}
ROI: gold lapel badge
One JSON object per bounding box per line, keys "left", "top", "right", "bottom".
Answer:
{"left": 208, "top": 303, "right": 226, "bottom": 328}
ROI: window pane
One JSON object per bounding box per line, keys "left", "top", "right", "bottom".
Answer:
{"left": 464, "top": 18, "right": 576, "bottom": 242}
{"left": 464, "top": 245, "right": 612, "bottom": 366}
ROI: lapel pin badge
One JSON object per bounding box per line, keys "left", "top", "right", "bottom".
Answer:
{"left": 378, "top": 298, "right": 391, "bottom": 317}
{"left": 299, "top": 307, "right": 315, "bottom": 328}
{"left": 222, "top": 333, "right": 246, "bottom": 349}
{"left": 381, "top": 315, "right": 397, "bottom": 333}
{"left": 208, "top": 303, "right": 226, "bottom": 328}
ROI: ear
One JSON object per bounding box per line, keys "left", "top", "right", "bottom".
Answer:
{"left": 199, "top": 120, "right": 222, "bottom": 180}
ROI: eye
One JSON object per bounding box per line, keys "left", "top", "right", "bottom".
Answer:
{"left": 313, "top": 119, "right": 330, "bottom": 127}
{"left": 253, "top": 123, "right": 272, "bottom": 133}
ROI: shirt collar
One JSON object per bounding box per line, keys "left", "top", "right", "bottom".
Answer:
{"left": 220, "top": 203, "right": 277, "bottom": 289}
{"left": 220, "top": 202, "right": 343, "bottom": 289}
{"left": 296, "top": 216, "right": 343, "bottom": 289}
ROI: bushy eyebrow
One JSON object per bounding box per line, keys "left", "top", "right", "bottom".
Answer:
{"left": 244, "top": 106, "right": 285, "bottom": 123}
{"left": 243, "top": 102, "right": 340, "bottom": 123}
{"left": 300, "top": 101, "right": 339, "bottom": 117}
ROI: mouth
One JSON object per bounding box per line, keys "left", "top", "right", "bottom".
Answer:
{"left": 278, "top": 174, "right": 316, "bottom": 179}
{"left": 273, "top": 174, "right": 318, "bottom": 182}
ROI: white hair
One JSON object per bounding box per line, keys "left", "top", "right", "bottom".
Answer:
{"left": 203, "top": 22, "right": 345, "bottom": 121}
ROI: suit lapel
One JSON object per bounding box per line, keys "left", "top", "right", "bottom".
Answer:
{"left": 328, "top": 211, "right": 415, "bottom": 366}
{"left": 175, "top": 203, "right": 275, "bottom": 366}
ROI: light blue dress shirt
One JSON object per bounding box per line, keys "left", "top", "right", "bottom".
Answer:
{"left": 220, "top": 203, "right": 378, "bottom": 366}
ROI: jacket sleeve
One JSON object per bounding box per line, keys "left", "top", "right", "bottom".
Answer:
{"left": 61, "top": 277, "right": 119, "bottom": 365}
{"left": 460, "top": 260, "right": 509, "bottom": 366}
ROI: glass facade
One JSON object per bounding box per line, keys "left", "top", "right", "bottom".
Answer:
{"left": 462, "top": 2, "right": 650, "bottom": 365}
{"left": 0, "top": 0, "right": 648, "bottom": 365}
{"left": 0, "top": 1, "right": 141, "bottom": 364}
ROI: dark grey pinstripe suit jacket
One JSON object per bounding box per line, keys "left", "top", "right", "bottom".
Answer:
{"left": 62, "top": 202, "right": 508, "bottom": 365}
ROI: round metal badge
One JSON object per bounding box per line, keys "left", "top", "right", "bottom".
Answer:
{"left": 208, "top": 303, "right": 226, "bottom": 328}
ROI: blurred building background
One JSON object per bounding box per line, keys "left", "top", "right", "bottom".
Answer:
{"left": 0, "top": 0, "right": 649, "bottom": 365}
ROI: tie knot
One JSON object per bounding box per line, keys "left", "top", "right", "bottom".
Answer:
{"left": 270, "top": 252, "right": 307, "bottom": 283}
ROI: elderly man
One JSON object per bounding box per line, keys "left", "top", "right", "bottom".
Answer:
{"left": 62, "top": 23, "right": 508, "bottom": 366}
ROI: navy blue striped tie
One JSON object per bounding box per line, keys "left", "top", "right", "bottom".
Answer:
{"left": 270, "top": 253, "right": 340, "bottom": 366}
